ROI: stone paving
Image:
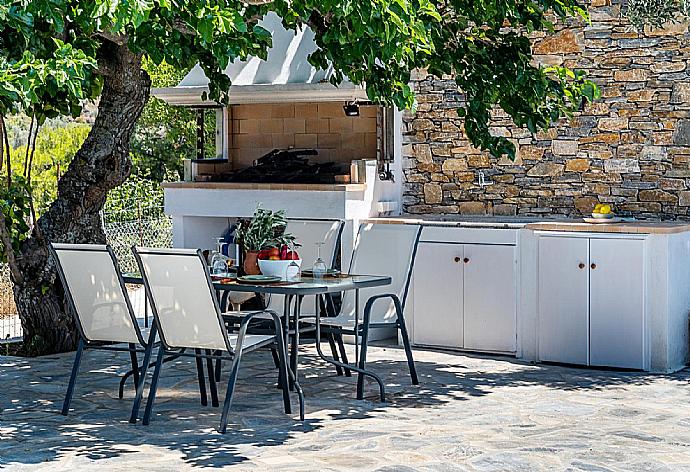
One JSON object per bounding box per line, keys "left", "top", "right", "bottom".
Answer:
{"left": 2, "top": 343, "right": 690, "bottom": 471}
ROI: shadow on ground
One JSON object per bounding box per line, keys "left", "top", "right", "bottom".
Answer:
{"left": 1, "top": 344, "right": 688, "bottom": 469}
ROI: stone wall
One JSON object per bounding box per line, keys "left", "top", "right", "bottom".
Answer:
{"left": 402, "top": 1, "right": 690, "bottom": 219}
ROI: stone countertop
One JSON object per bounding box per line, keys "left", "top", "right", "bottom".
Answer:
{"left": 161, "top": 181, "right": 367, "bottom": 192}
{"left": 364, "top": 216, "right": 690, "bottom": 234}
{"left": 526, "top": 220, "right": 690, "bottom": 234}
{"left": 362, "top": 216, "right": 540, "bottom": 229}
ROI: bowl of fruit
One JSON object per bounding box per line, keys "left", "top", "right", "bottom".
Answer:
{"left": 257, "top": 245, "right": 302, "bottom": 279}
{"left": 585, "top": 204, "right": 620, "bottom": 223}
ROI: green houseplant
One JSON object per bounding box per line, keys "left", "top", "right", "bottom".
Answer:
{"left": 235, "top": 208, "right": 296, "bottom": 274}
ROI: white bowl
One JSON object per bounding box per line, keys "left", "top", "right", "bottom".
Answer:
{"left": 591, "top": 212, "right": 614, "bottom": 219}
{"left": 258, "top": 259, "right": 302, "bottom": 279}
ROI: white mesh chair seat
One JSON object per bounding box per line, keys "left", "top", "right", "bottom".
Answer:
{"left": 228, "top": 334, "right": 274, "bottom": 349}
{"left": 131, "top": 247, "right": 293, "bottom": 432}
{"left": 299, "top": 316, "right": 353, "bottom": 328}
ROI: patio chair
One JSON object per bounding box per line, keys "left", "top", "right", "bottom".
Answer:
{"left": 301, "top": 223, "right": 422, "bottom": 400}
{"left": 49, "top": 243, "right": 153, "bottom": 417}
{"left": 131, "top": 247, "right": 291, "bottom": 433}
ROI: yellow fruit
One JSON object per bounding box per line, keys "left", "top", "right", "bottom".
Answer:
{"left": 600, "top": 205, "right": 612, "bottom": 215}
{"left": 594, "top": 203, "right": 603, "bottom": 210}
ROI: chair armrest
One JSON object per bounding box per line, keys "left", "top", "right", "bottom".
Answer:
{"left": 238, "top": 310, "right": 283, "bottom": 337}
{"left": 361, "top": 293, "right": 403, "bottom": 327}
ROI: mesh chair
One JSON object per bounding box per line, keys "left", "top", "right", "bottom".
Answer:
{"left": 301, "top": 223, "right": 422, "bottom": 400}
{"left": 131, "top": 247, "right": 291, "bottom": 433}
{"left": 50, "top": 243, "right": 151, "bottom": 417}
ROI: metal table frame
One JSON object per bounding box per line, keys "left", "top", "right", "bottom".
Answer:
{"left": 124, "top": 274, "right": 392, "bottom": 419}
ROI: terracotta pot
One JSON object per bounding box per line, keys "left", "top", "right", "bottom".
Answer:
{"left": 243, "top": 250, "right": 261, "bottom": 275}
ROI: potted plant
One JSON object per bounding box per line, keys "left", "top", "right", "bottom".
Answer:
{"left": 235, "top": 208, "right": 299, "bottom": 275}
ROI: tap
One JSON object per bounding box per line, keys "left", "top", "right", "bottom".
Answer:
{"left": 476, "top": 171, "right": 494, "bottom": 188}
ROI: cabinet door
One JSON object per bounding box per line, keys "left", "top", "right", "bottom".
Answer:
{"left": 589, "top": 238, "right": 644, "bottom": 369}
{"left": 463, "top": 244, "right": 517, "bottom": 352}
{"left": 538, "top": 236, "right": 590, "bottom": 365}
{"left": 412, "top": 242, "right": 463, "bottom": 348}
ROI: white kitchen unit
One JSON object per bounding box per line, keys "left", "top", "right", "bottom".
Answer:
{"left": 529, "top": 221, "right": 690, "bottom": 372}
{"left": 537, "top": 233, "right": 644, "bottom": 369}
{"left": 404, "top": 224, "right": 520, "bottom": 355}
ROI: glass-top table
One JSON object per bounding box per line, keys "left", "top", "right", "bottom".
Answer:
{"left": 123, "top": 272, "right": 392, "bottom": 420}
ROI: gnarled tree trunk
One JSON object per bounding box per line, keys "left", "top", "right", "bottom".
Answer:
{"left": 13, "top": 40, "right": 151, "bottom": 355}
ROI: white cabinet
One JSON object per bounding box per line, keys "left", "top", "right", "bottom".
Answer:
{"left": 589, "top": 238, "right": 644, "bottom": 369}
{"left": 411, "top": 236, "right": 517, "bottom": 353}
{"left": 464, "top": 244, "right": 517, "bottom": 352}
{"left": 538, "top": 236, "right": 590, "bottom": 365}
{"left": 537, "top": 234, "right": 645, "bottom": 369}
{"left": 412, "top": 243, "right": 464, "bottom": 347}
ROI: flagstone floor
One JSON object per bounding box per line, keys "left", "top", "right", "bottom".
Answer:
{"left": 1, "top": 342, "right": 690, "bottom": 471}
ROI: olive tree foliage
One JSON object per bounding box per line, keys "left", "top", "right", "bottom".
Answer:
{"left": 625, "top": 0, "right": 689, "bottom": 29}
{"left": 1, "top": 0, "right": 596, "bottom": 354}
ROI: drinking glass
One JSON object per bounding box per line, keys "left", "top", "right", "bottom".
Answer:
{"left": 312, "top": 242, "right": 327, "bottom": 279}
{"left": 285, "top": 242, "right": 301, "bottom": 281}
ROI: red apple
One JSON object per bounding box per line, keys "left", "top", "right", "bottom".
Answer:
{"left": 286, "top": 250, "right": 300, "bottom": 260}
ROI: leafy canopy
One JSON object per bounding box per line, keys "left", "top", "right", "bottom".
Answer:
{"left": 2, "top": 0, "right": 596, "bottom": 159}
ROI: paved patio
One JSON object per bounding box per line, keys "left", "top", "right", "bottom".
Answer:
{"left": 1, "top": 343, "right": 690, "bottom": 471}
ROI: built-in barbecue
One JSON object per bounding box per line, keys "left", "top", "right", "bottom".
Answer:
{"left": 204, "top": 148, "right": 349, "bottom": 185}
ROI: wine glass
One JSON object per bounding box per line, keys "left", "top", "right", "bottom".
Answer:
{"left": 312, "top": 241, "right": 327, "bottom": 279}
{"left": 285, "top": 242, "right": 301, "bottom": 281}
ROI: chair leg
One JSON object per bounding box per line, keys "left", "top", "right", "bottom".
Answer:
{"left": 205, "top": 349, "right": 219, "bottom": 408}
{"left": 214, "top": 356, "right": 222, "bottom": 382}
{"left": 128, "top": 343, "right": 140, "bottom": 393}
{"left": 326, "top": 333, "right": 344, "bottom": 376}
{"left": 335, "top": 333, "right": 352, "bottom": 377}
{"left": 194, "top": 348, "right": 208, "bottom": 406}
{"left": 270, "top": 348, "right": 280, "bottom": 369}
{"left": 142, "top": 347, "right": 166, "bottom": 425}
{"left": 61, "top": 338, "right": 85, "bottom": 416}
{"left": 394, "top": 298, "right": 419, "bottom": 385}
{"left": 129, "top": 341, "right": 155, "bottom": 424}
{"left": 219, "top": 351, "right": 244, "bottom": 434}
{"left": 356, "top": 325, "right": 372, "bottom": 400}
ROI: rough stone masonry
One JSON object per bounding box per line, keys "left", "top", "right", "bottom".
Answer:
{"left": 402, "top": 0, "right": 690, "bottom": 219}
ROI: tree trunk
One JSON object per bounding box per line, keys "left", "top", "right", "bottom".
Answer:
{"left": 13, "top": 41, "right": 151, "bottom": 355}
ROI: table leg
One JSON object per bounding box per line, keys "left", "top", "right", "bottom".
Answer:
{"left": 289, "top": 295, "right": 303, "bottom": 392}
{"left": 282, "top": 293, "right": 304, "bottom": 419}
{"left": 354, "top": 289, "right": 360, "bottom": 365}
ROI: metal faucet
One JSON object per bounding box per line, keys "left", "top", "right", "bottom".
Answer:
{"left": 476, "top": 171, "right": 494, "bottom": 188}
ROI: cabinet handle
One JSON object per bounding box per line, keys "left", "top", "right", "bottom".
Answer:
{"left": 578, "top": 263, "right": 585, "bottom": 269}
{"left": 463, "top": 257, "right": 470, "bottom": 264}
{"left": 454, "top": 256, "right": 461, "bottom": 263}
{"left": 591, "top": 263, "right": 597, "bottom": 270}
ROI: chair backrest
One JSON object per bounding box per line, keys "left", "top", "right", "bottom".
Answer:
{"left": 133, "top": 247, "right": 229, "bottom": 351}
{"left": 50, "top": 243, "right": 141, "bottom": 345}
{"left": 340, "top": 223, "right": 422, "bottom": 324}
{"left": 265, "top": 218, "right": 344, "bottom": 315}
{"left": 286, "top": 218, "right": 343, "bottom": 268}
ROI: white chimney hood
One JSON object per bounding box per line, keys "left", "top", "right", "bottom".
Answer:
{"left": 152, "top": 12, "right": 368, "bottom": 106}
